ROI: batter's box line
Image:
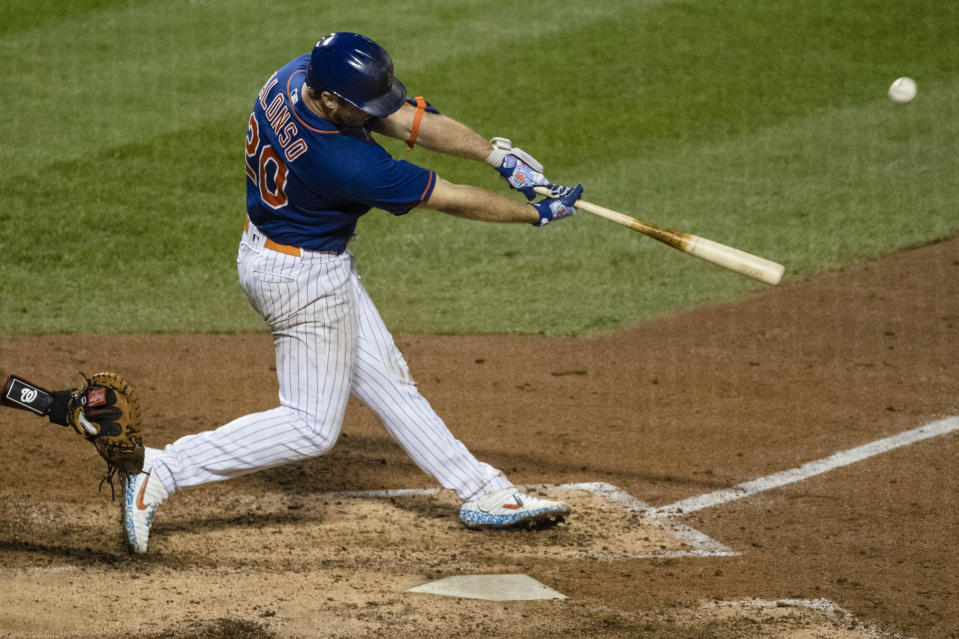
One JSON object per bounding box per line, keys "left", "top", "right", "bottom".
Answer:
{"left": 644, "top": 416, "right": 959, "bottom": 520}
{"left": 322, "top": 481, "right": 738, "bottom": 559}
{"left": 534, "top": 482, "right": 738, "bottom": 558}
{"left": 706, "top": 599, "right": 915, "bottom": 639}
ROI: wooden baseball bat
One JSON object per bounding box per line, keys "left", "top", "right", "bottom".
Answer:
{"left": 535, "top": 187, "right": 784, "bottom": 286}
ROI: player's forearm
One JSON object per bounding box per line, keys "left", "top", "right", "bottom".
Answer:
{"left": 420, "top": 178, "right": 538, "bottom": 224}
{"left": 410, "top": 113, "right": 490, "bottom": 161}
{"left": 375, "top": 104, "right": 490, "bottom": 162}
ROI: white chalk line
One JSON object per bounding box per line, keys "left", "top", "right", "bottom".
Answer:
{"left": 0, "top": 482, "right": 735, "bottom": 576}
{"left": 646, "top": 416, "right": 959, "bottom": 520}
{"left": 321, "top": 482, "right": 736, "bottom": 558}
{"left": 333, "top": 482, "right": 736, "bottom": 557}
{"left": 24, "top": 413, "right": 954, "bottom": 570}
{"left": 539, "top": 481, "right": 737, "bottom": 557}
{"left": 8, "top": 415, "right": 956, "bottom": 572}
{"left": 705, "top": 599, "right": 914, "bottom": 639}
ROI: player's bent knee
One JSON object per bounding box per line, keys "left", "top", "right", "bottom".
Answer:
{"left": 278, "top": 406, "right": 343, "bottom": 455}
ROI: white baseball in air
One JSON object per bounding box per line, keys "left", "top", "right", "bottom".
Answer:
{"left": 888, "top": 76, "right": 917, "bottom": 103}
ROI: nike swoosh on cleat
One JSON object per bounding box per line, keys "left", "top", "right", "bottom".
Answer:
{"left": 136, "top": 474, "right": 151, "bottom": 510}
{"left": 502, "top": 496, "right": 523, "bottom": 510}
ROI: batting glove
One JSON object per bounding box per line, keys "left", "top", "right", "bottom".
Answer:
{"left": 531, "top": 184, "right": 583, "bottom": 227}
{"left": 487, "top": 137, "right": 550, "bottom": 200}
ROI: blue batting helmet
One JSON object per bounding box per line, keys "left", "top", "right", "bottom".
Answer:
{"left": 305, "top": 32, "right": 407, "bottom": 118}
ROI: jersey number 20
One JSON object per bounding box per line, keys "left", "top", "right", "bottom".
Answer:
{"left": 245, "top": 114, "right": 288, "bottom": 209}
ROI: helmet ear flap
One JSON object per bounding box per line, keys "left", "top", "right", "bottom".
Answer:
{"left": 305, "top": 32, "right": 407, "bottom": 118}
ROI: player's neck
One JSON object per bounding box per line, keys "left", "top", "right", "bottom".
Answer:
{"left": 301, "top": 83, "right": 371, "bottom": 129}
{"left": 301, "top": 83, "right": 333, "bottom": 122}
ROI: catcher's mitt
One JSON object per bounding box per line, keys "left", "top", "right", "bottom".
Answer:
{"left": 64, "top": 372, "right": 145, "bottom": 493}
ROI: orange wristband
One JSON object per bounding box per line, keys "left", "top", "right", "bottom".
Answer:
{"left": 406, "top": 96, "right": 427, "bottom": 151}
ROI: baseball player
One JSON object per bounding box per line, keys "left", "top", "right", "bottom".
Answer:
{"left": 122, "top": 32, "right": 582, "bottom": 553}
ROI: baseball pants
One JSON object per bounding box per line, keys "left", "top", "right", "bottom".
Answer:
{"left": 149, "top": 225, "right": 511, "bottom": 502}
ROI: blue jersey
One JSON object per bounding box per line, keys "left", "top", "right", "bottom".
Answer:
{"left": 244, "top": 54, "right": 436, "bottom": 253}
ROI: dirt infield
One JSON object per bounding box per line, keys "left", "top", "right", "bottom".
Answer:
{"left": 1, "top": 238, "right": 957, "bottom": 638}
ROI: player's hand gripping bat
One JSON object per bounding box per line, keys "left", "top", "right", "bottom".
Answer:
{"left": 534, "top": 186, "right": 785, "bottom": 286}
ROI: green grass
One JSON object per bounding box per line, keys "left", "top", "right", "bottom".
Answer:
{"left": 1, "top": 0, "right": 957, "bottom": 335}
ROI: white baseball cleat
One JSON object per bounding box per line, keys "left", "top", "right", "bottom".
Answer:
{"left": 460, "top": 487, "right": 570, "bottom": 529}
{"left": 122, "top": 449, "right": 168, "bottom": 554}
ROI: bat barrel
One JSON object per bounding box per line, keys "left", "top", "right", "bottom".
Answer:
{"left": 685, "top": 236, "right": 785, "bottom": 286}
{"left": 533, "top": 186, "right": 784, "bottom": 285}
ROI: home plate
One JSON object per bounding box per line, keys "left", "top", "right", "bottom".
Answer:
{"left": 407, "top": 574, "right": 567, "bottom": 601}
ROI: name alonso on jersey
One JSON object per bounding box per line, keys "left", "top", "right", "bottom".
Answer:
{"left": 256, "top": 73, "right": 308, "bottom": 163}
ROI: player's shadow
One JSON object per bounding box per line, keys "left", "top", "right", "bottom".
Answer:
{"left": 154, "top": 509, "right": 315, "bottom": 535}
{"left": 0, "top": 538, "right": 127, "bottom": 566}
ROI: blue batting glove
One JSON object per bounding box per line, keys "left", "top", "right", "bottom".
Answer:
{"left": 495, "top": 155, "right": 551, "bottom": 200}
{"left": 486, "top": 137, "right": 550, "bottom": 200}
{"left": 531, "top": 184, "right": 583, "bottom": 227}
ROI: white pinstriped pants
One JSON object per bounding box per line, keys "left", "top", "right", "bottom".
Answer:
{"left": 149, "top": 229, "right": 511, "bottom": 502}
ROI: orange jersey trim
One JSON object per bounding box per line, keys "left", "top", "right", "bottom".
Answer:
{"left": 286, "top": 70, "right": 343, "bottom": 136}
{"left": 419, "top": 171, "right": 436, "bottom": 202}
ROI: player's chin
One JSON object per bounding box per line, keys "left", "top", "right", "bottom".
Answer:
{"left": 336, "top": 114, "right": 373, "bottom": 129}
{"left": 333, "top": 105, "right": 373, "bottom": 128}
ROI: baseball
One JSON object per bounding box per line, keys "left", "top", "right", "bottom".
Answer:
{"left": 888, "top": 76, "right": 917, "bottom": 103}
